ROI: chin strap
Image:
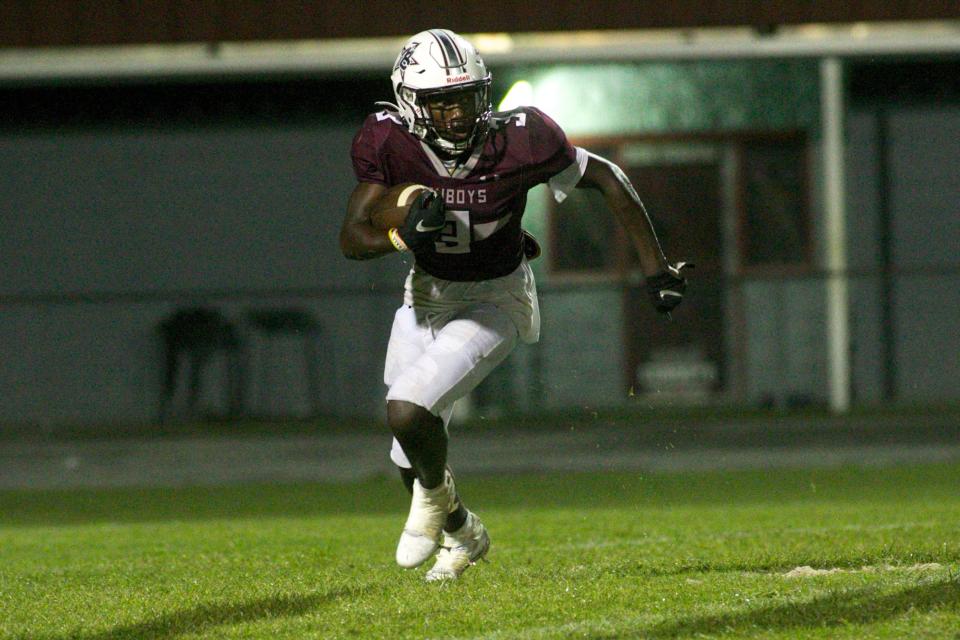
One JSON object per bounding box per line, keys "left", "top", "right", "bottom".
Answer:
{"left": 374, "top": 101, "right": 401, "bottom": 112}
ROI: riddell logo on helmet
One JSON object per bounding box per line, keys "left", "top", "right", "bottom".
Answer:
{"left": 447, "top": 74, "right": 471, "bottom": 83}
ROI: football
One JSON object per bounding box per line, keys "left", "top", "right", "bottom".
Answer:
{"left": 369, "top": 183, "right": 431, "bottom": 230}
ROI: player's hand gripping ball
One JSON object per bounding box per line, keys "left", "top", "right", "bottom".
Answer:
{"left": 646, "top": 261, "right": 693, "bottom": 314}
{"left": 370, "top": 183, "right": 446, "bottom": 252}
{"left": 397, "top": 190, "right": 446, "bottom": 252}
{"left": 369, "top": 183, "right": 432, "bottom": 230}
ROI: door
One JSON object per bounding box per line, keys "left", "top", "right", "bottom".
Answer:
{"left": 623, "top": 160, "right": 725, "bottom": 398}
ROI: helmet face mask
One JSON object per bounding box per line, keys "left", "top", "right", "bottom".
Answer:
{"left": 419, "top": 81, "right": 490, "bottom": 147}
{"left": 391, "top": 30, "right": 492, "bottom": 154}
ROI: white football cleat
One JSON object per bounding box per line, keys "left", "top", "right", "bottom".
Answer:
{"left": 425, "top": 511, "right": 490, "bottom": 582}
{"left": 396, "top": 471, "right": 457, "bottom": 568}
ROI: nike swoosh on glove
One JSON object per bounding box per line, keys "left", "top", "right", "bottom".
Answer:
{"left": 645, "top": 261, "right": 693, "bottom": 314}
{"left": 398, "top": 190, "right": 446, "bottom": 252}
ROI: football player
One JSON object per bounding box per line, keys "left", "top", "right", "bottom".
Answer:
{"left": 340, "top": 29, "right": 688, "bottom": 581}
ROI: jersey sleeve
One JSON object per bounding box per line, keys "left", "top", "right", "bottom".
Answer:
{"left": 350, "top": 113, "right": 389, "bottom": 185}
{"left": 523, "top": 107, "right": 586, "bottom": 203}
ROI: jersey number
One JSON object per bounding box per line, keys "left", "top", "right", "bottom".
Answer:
{"left": 436, "top": 210, "right": 471, "bottom": 254}
{"left": 507, "top": 112, "right": 527, "bottom": 127}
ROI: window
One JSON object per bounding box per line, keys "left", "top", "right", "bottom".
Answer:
{"left": 549, "top": 186, "right": 622, "bottom": 274}
{"left": 740, "top": 136, "right": 810, "bottom": 267}
{"left": 547, "top": 133, "right": 810, "bottom": 277}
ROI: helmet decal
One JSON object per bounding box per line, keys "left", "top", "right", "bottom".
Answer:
{"left": 394, "top": 41, "right": 420, "bottom": 74}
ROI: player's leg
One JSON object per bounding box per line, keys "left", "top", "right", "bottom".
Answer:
{"left": 388, "top": 303, "right": 516, "bottom": 577}
{"left": 388, "top": 401, "right": 467, "bottom": 531}
{"left": 387, "top": 398, "right": 466, "bottom": 568}
{"left": 397, "top": 464, "right": 469, "bottom": 533}
{"left": 423, "top": 457, "right": 490, "bottom": 582}
{"left": 388, "top": 399, "right": 447, "bottom": 489}
{"left": 384, "top": 306, "right": 464, "bottom": 567}
{"left": 387, "top": 303, "right": 519, "bottom": 476}
{"left": 384, "top": 305, "right": 441, "bottom": 488}
{"left": 388, "top": 417, "right": 496, "bottom": 573}
{"left": 384, "top": 305, "right": 467, "bottom": 518}
{"left": 425, "top": 509, "right": 490, "bottom": 582}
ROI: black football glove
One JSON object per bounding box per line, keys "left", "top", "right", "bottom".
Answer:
{"left": 397, "top": 189, "right": 446, "bottom": 252}
{"left": 645, "top": 261, "right": 693, "bottom": 315}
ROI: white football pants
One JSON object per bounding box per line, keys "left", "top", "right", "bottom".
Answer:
{"left": 384, "top": 302, "right": 518, "bottom": 468}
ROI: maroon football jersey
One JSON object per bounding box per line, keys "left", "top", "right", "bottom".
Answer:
{"left": 351, "top": 106, "right": 578, "bottom": 281}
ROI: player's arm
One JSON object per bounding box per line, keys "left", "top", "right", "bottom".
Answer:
{"left": 577, "top": 151, "right": 668, "bottom": 277}
{"left": 340, "top": 182, "right": 395, "bottom": 260}
{"left": 577, "top": 151, "right": 690, "bottom": 314}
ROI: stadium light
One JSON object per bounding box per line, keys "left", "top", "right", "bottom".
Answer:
{"left": 498, "top": 80, "right": 534, "bottom": 111}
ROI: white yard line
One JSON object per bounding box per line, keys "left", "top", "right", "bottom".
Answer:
{"left": 783, "top": 562, "right": 945, "bottom": 578}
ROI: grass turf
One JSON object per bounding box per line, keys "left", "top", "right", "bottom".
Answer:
{"left": 1, "top": 463, "right": 958, "bottom": 639}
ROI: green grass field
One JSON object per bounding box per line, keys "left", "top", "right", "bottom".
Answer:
{"left": 2, "top": 462, "right": 958, "bottom": 639}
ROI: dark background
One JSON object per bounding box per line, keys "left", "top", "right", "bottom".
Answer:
{"left": 0, "top": 1, "right": 954, "bottom": 48}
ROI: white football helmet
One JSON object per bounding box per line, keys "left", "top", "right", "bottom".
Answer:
{"left": 389, "top": 29, "right": 492, "bottom": 154}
